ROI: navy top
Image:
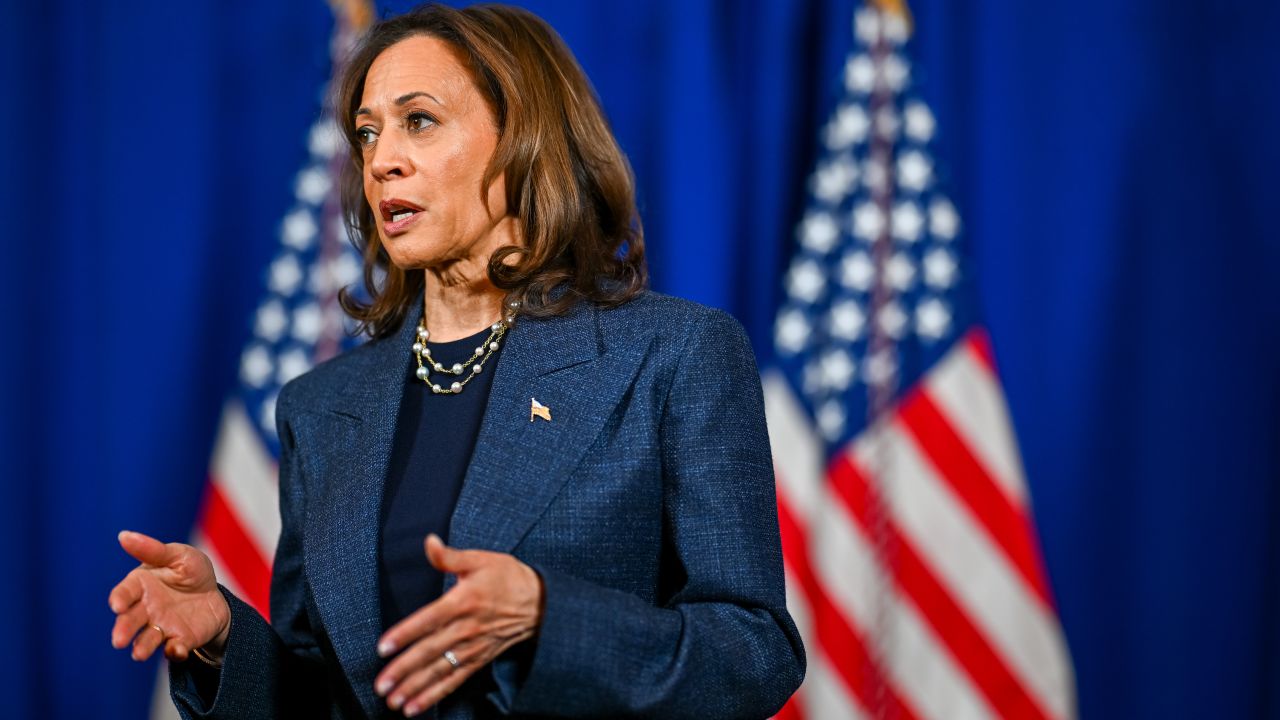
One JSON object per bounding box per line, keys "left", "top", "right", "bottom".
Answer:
{"left": 378, "top": 326, "right": 500, "bottom": 631}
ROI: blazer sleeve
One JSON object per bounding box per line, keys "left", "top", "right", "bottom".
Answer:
{"left": 168, "top": 385, "right": 331, "bottom": 719}
{"left": 493, "top": 309, "right": 806, "bottom": 719}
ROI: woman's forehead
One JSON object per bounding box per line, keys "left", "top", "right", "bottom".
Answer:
{"left": 361, "top": 35, "right": 475, "bottom": 110}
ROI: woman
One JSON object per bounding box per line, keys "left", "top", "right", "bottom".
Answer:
{"left": 108, "top": 4, "right": 804, "bottom": 718}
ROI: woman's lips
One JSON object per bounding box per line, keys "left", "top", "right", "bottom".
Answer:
{"left": 383, "top": 209, "right": 423, "bottom": 236}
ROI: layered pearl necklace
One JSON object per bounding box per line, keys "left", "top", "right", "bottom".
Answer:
{"left": 411, "top": 302, "right": 518, "bottom": 395}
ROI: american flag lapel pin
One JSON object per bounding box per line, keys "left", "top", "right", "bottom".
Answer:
{"left": 530, "top": 397, "right": 552, "bottom": 422}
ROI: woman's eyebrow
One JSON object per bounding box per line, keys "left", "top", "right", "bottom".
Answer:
{"left": 356, "top": 91, "right": 443, "bottom": 117}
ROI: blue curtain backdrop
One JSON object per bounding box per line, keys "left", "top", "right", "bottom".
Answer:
{"left": 1, "top": 0, "right": 1277, "bottom": 717}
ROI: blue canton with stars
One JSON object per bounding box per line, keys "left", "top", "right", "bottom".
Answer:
{"left": 773, "top": 6, "right": 977, "bottom": 454}
{"left": 236, "top": 115, "right": 368, "bottom": 459}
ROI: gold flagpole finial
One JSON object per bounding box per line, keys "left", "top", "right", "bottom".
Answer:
{"left": 328, "top": 0, "right": 374, "bottom": 32}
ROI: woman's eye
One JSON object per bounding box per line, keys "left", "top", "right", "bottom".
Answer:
{"left": 355, "top": 127, "right": 377, "bottom": 146}
{"left": 408, "top": 113, "right": 436, "bottom": 132}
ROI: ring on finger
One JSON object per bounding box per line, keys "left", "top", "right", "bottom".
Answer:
{"left": 442, "top": 649, "right": 459, "bottom": 669}
{"left": 149, "top": 624, "right": 166, "bottom": 638}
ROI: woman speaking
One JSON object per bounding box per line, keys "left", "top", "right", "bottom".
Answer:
{"left": 108, "top": 4, "right": 805, "bottom": 718}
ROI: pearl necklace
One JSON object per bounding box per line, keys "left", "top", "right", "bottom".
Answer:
{"left": 411, "top": 302, "right": 518, "bottom": 394}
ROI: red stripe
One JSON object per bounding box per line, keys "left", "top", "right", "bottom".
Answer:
{"left": 199, "top": 478, "right": 273, "bottom": 620}
{"left": 967, "top": 327, "right": 998, "bottom": 376}
{"left": 773, "top": 693, "right": 805, "bottom": 720}
{"left": 777, "top": 491, "right": 920, "bottom": 720}
{"left": 829, "top": 455, "right": 1052, "bottom": 720}
{"left": 896, "top": 389, "right": 1055, "bottom": 608}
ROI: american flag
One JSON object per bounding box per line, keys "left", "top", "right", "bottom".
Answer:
{"left": 150, "top": 3, "right": 372, "bottom": 717}
{"left": 766, "top": 4, "right": 1077, "bottom": 719}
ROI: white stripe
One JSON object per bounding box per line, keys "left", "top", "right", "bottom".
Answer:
{"left": 924, "top": 343, "right": 1027, "bottom": 507}
{"left": 764, "top": 372, "right": 824, "bottom": 523}
{"left": 811, "top": 486, "right": 995, "bottom": 720}
{"left": 210, "top": 399, "right": 281, "bottom": 559}
{"left": 783, "top": 565, "right": 813, "bottom": 656}
{"left": 149, "top": 665, "right": 182, "bottom": 720}
{"left": 804, "top": 651, "right": 868, "bottom": 720}
{"left": 852, "top": 426, "right": 1074, "bottom": 719}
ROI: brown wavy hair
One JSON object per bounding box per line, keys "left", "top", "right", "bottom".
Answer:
{"left": 334, "top": 3, "right": 647, "bottom": 339}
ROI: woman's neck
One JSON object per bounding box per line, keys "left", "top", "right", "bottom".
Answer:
{"left": 420, "top": 269, "right": 505, "bottom": 342}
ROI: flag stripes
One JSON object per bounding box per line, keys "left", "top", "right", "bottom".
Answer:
{"left": 198, "top": 482, "right": 272, "bottom": 618}
{"left": 768, "top": 327, "right": 1075, "bottom": 719}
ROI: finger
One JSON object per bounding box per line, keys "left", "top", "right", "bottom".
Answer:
{"left": 376, "top": 616, "right": 473, "bottom": 695}
{"left": 118, "top": 530, "right": 179, "bottom": 567}
{"left": 400, "top": 645, "right": 482, "bottom": 718}
{"left": 378, "top": 589, "right": 467, "bottom": 658}
{"left": 386, "top": 651, "right": 463, "bottom": 713}
{"left": 111, "top": 601, "right": 149, "bottom": 649}
{"left": 131, "top": 622, "right": 166, "bottom": 662}
{"left": 423, "top": 534, "right": 484, "bottom": 575}
{"left": 108, "top": 571, "right": 143, "bottom": 614}
{"left": 163, "top": 636, "right": 190, "bottom": 662}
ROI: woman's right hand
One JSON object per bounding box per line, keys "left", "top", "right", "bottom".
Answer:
{"left": 108, "top": 530, "right": 231, "bottom": 664}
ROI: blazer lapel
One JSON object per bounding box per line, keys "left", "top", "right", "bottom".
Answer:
{"left": 302, "top": 304, "right": 421, "bottom": 718}
{"left": 448, "top": 300, "right": 649, "bottom": 558}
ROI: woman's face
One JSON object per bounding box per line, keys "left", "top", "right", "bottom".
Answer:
{"left": 355, "top": 35, "right": 508, "bottom": 272}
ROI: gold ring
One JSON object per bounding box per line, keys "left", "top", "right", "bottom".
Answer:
{"left": 149, "top": 624, "right": 165, "bottom": 638}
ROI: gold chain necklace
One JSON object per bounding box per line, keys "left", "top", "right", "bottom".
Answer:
{"left": 410, "top": 302, "right": 518, "bottom": 394}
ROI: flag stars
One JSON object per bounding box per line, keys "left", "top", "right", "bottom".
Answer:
{"left": 845, "top": 54, "right": 876, "bottom": 94}
{"left": 295, "top": 166, "right": 332, "bottom": 206}
{"left": 924, "top": 248, "right": 959, "bottom": 288}
{"left": 820, "top": 348, "right": 857, "bottom": 391}
{"left": 852, "top": 202, "right": 886, "bottom": 241}
{"left": 775, "top": 308, "right": 812, "bottom": 355}
{"left": 269, "top": 253, "right": 304, "bottom": 296}
{"left": 863, "top": 348, "right": 899, "bottom": 387}
{"left": 854, "top": 8, "right": 882, "bottom": 46}
{"left": 882, "top": 14, "right": 909, "bottom": 44}
{"left": 828, "top": 299, "right": 867, "bottom": 341}
{"left": 240, "top": 344, "right": 273, "bottom": 388}
{"left": 897, "top": 150, "right": 933, "bottom": 192}
{"left": 862, "top": 157, "right": 890, "bottom": 193}
{"left": 891, "top": 201, "right": 924, "bottom": 242}
{"left": 916, "top": 297, "right": 952, "bottom": 340}
{"left": 880, "top": 54, "right": 910, "bottom": 93}
{"left": 904, "top": 101, "right": 936, "bottom": 143}
{"left": 802, "top": 359, "right": 824, "bottom": 396}
{"left": 877, "top": 299, "right": 909, "bottom": 339}
{"left": 787, "top": 258, "right": 827, "bottom": 303}
{"left": 840, "top": 250, "right": 876, "bottom": 292}
{"left": 813, "top": 155, "right": 859, "bottom": 205}
{"left": 825, "top": 104, "right": 870, "bottom": 150}
{"left": 929, "top": 197, "right": 960, "bottom": 240}
{"left": 329, "top": 252, "right": 362, "bottom": 287}
{"left": 886, "top": 252, "right": 917, "bottom": 291}
{"left": 255, "top": 300, "right": 288, "bottom": 342}
{"left": 800, "top": 211, "right": 840, "bottom": 254}
{"left": 277, "top": 347, "right": 312, "bottom": 385}
{"left": 817, "top": 399, "right": 846, "bottom": 441}
{"left": 874, "top": 107, "right": 900, "bottom": 142}
{"left": 282, "top": 208, "right": 318, "bottom": 250}
{"left": 308, "top": 121, "right": 342, "bottom": 159}
{"left": 291, "top": 303, "right": 323, "bottom": 344}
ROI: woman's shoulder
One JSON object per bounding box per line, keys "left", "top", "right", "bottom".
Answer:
{"left": 598, "top": 290, "right": 748, "bottom": 342}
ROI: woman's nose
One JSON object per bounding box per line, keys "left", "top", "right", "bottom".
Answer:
{"left": 368, "top": 133, "right": 411, "bottom": 181}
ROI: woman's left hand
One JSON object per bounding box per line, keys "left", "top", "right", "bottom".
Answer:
{"left": 374, "top": 534, "right": 544, "bottom": 717}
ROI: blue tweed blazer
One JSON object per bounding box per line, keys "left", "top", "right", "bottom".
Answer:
{"left": 171, "top": 291, "right": 805, "bottom": 719}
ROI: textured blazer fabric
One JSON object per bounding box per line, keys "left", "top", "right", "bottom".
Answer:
{"left": 169, "top": 291, "right": 806, "bottom": 719}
